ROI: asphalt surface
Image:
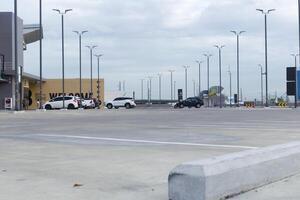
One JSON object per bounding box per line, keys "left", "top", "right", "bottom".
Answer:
{"left": 1, "top": 107, "right": 300, "bottom": 200}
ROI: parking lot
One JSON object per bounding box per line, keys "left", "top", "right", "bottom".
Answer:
{"left": 1, "top": 108, "right": 300, "bottom": 200}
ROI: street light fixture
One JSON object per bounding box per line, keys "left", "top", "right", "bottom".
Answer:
{"left": 203, "top": 54, "right": 213, "bottom": 107}
{"left": 183, "top": 66, "right": 190, "bottom": 99}
{"left": 86, "top": 45, "right": 97, "bottom": 98}
{"left": 256, "top": 8, "right": 275, "bottom": 107}
{"left": 214, "top": 45, "right": 225, "bottom": 108}
{"left": 168, "top": 70, "right": 175, "bottom": 101}
{"left": 196, "top": 60, "right": 204, "bottom": 96}
{"left": 53, "top": 8, "right": 73, "bottom": 109}
{"left": 73, "top": 31, "right": 88, "bottom": 104}
{"left": 231, "top": 30, "right": 245, "bottom": 107}
{"left": 94, "top": 54, "right": 103, "bottom": 109}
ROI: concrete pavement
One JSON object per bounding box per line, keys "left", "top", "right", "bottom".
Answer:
{"left": 1, "top": 108, "right": 300, "bottom": 199}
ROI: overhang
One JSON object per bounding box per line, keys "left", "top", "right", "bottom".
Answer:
{"left": 23, "top": 24, "right": 43, "bottom": 45}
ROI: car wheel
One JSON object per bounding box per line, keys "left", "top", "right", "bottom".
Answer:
{"left": 107, "top": 104, "right": 113, "bottom": 109}
{"left": 114, "top": 106, "right": 119, "bottom": 109}
{"left": 179, "top": 104, "right": 184, "bottom": 109}
{"left": 45, "top": 104, "right": 52, "bottom": 110}
{"left": 125, "top": 103, "right": 131, "bottom": 109}
{"left": 68, "top": 104, "right": 75, "bottom": 110}
{"left": 196, "top": 103, "right": 201, "bottom": 108}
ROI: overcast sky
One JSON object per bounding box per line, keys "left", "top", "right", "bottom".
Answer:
{"left": 1, "top": 0, "right": 299, "bottom": 100}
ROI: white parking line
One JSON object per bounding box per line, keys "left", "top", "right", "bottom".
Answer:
{"left": 37, "top": 134, "right": 258, "bottom": 150}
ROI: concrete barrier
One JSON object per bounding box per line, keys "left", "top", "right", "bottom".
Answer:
{"left": 169, "top": 142, "right": 300, "bottom": 200}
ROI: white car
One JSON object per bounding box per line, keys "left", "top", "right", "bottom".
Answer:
{"left": 106, "top": 97, "right": 136, "bottom": 109}
{"left": 82, "top": 99, "right": 96, "bottom": 109}
{"left": 43, "top": 96, "right": 79, "bottom": 110}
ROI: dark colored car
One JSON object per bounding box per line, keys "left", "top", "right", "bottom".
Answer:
{"left": 174, "top": 97, "right": 204, "bottom": 109}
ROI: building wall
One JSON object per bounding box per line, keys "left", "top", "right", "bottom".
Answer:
{"left": 28, "top": 78, "right": 104, "bottom": 109}
{"left": 0, "top": 12, "right": 23, "bottom": 109}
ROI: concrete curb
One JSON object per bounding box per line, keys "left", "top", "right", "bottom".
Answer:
{"left": 168, "top": 142, "right": 300, "bottom": 200}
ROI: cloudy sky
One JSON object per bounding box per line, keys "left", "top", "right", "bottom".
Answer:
{"left": 1, "top": 0, "right": 299, "bottom": 100}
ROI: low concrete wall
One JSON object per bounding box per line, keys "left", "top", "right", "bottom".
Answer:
{"left": 169, "top": 142, "right": 300, "bottom": 200}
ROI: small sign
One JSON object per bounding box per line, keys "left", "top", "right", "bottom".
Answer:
{"left": 4, "top": 97, "right": 12, "bottom": 109}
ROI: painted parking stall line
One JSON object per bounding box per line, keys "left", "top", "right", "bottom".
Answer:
{"left": 37, "top": 134, "right": 258, "bottom": 150}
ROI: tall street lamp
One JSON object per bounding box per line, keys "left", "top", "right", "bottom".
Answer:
{"left": 148, "top": 76, "right": 153, "bottom": 102}
{"left": 53, "top": 8, "right": 73, "bottom": 109}
{"left": 231, "top": 31, "right": 245, "bottom": 107}
{"left": 256, "top": 8, "right": 275, "bottom": 107}
{"left": 227, "top": 68, "right": 232, "bottom": 107}
{"left": 14, "top": 0, "right": 19, "bottom": 110}
{"left": 94, "top": 54, "right": 103, "bottom": 109}
{"left": 140, "top": 79, "right": 144, "bottom": 100}
{"left": 196, "top": 60, "right": 204, "bottom": 96}
{"left": 183, "top": 66, "right": 190, "bottom": 99}
{"left": 73, "top": 31, "right": 88, "bottom": 102}
{"left": 174, "top": 81, "right": 176, "bottom": 100}
{"left": 39, "top": 0, "right": 43, "bottom": 109}
{"left": 204, "top": 54, "right": 212, "bottom": 107}
{"left": 158, "top": 73, "right": 162, "bottom": 101}
{"left": 86, "top": 45, "right": 97, "bottom": 98}
{"left": 168, "top": 70, "right": 175, "bottom": 100}
{"left": 214, "top": 45, "right": 225, "bottom": 108}
{"left": 259, "top": 64, "right": 264, "bottom": 107}
{"left": 192, "top": 80, "right": 196, "bottom": 97}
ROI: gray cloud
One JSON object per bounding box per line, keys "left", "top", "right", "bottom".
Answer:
{"left": 1, "top": 0, "right": 299, "bottom": 99}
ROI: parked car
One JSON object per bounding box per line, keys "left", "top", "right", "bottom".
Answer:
{"left": 106, "top": 97, "right": 136, "bottom": 109}
{"left": 82, "top": 98, "right": 96, "bottom": 109}
{"left": 43, "top": 96, "right": 79, "bottom": 110}
{"left": 174, "top": 97, "right": 204, "bottom": 109}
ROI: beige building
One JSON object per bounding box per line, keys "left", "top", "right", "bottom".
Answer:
{"left": 25, "top": 77, "right": 104, "bottom": 110}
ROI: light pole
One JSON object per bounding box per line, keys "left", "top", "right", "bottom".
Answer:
{"left": 259, "top": 64, "right": 264, "bottom": 107}
{"left": 158, "top": 73, "right": 162, "bottom": 101}
{"left": 227, "top": 68, "right": 232, "bottom": 107}
{"left": 193, "top": 80, "right": 196, "bottom": 97}
{"left": 291, "top": 54, "right": 299, "bottom": 108}
{"left": 168, "top": 70, "right": 175, "bottom": 101}
{"left": 14, "top": 0, "right": 19, "bottom": 110}
{"left": 53, "top": 8, "right": 73, "bottom": 109}
{"left": 257, "top": 9, "right": 275, "bottom": 107}
{"left": 94, "top": 54, "right": 103, "bottom": 109}
{"left": 86, "top": 45, "right": 97, "bottom": 98}
{"left": 183, "top": 66, "right": 190, "bottom": 99}
{"left": 73, "top": 31, "right": 88, "bottom": 103}
{"left": 196, "top": 60, "right": 204, "bottom": 96}
{"left": 174, "top": 81, "right": 176, "bottom": 100}
{"left": 39, "top": 0, "right": 43, "bottom": 109}
{"left": 231, "top": 31, "right": 245, "bottom": 107}
{"left": 204, "top": 54, "right": 212, "bottom": 107}
{"left": 148, "top": 76, "right": 153, "bottom": 102}
{"left": 140, "top": 79, "right": 144, "bottom": 100}
{"left": 214, "top": 45, "right": 225, "bottom": 108}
